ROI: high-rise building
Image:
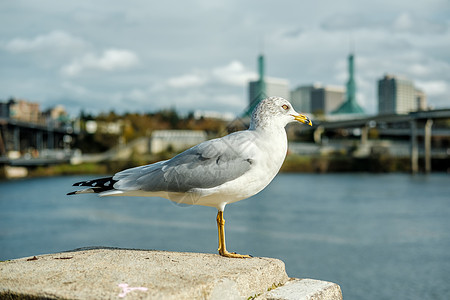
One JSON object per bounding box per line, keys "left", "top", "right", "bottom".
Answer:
{"left": 311, "top": 86, "right": 346, "bottom": 115}
{"left": 290, "top": 84, "right": 316, "bottom": 113}
{"left": 264, "top": 78, "right": 289, "bottom": 99}
{"left": 248, "top": 54, "right": 289, "bottom": 114}
{"left": 378, "top": 74, "right": 427, "bottom": 114}
{"left": 290, "top": 84, "right": 345, "bottom": 115}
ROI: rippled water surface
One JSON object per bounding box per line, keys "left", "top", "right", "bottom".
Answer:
{"left": 1, "top": 173, "right": 449, "bottom": 299}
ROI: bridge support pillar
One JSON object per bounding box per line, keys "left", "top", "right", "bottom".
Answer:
{"left": 410, "top": 120, "right": 418, "bottom": 174}
{"left": 314, "top": 125, "right": 324, "bottom": 144}
{"left": 36, "top": 131, "right": 43, "bottom": 152}
{"left": 0, "top": 126, "right": 6, "bottom": 155}
{"left": 424, "top": 119, "right": 433, "bottom": 174}
{"left": 48, "top": 130, "right": 54, "bottom": 149}
{"left": 13, "top": 127, "right": 20, "bottom": 152}
{"left": 361, "top": 124, "right": 369, "bottom": 145}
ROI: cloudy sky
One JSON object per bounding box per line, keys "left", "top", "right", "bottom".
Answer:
{"left": 1, "top": 0, "right": 449, "bottom": 116}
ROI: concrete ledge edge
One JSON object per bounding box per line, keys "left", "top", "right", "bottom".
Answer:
{"left": 0, "top": 248, "right": 342, "bottom": 300}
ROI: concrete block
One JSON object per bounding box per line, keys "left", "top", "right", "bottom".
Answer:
{"left": 257, "top": 278, "right": 343, "bottom": 300}
{"left": 0, "top": 247, "right": 288, "bottom": 299}
{"left": 0, "top": 247, "right": 342, "bottom": 300}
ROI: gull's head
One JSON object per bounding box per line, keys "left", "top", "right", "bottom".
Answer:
{"left": 250, "top": 97, "right": 312, "bottom": 130}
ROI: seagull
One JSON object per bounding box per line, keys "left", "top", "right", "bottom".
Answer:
{"left": 68, "top": 97, "right": 312, "bottom": 258}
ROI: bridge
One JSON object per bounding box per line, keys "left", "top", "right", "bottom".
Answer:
{"left": 298, "top": 108, "right": 450, "bottom": 173}
{"left": 0, "top": 117, "right": 77, "bottom": 166}
{"left": 2, "top": 108, "right": 449, "bottom": 174}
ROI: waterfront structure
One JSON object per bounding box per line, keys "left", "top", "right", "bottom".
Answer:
{"left": 0, "top": 98, "right": 75, "bottom": 160}
{"left": 248, "top": 54, "right": 289, "bottom": 114}
{"left": 150, "top": 130, "right": 207, "bottom": 154}
{"left": 333, "top": 53, "right": 365, "bottom": 114}
{"left": 1, "top": 99, "right": 42, "bottom": 123}
{"left": 291, "top": 84, "right": 345, "bottom": 115}
{"left": 0, "top": 98, "right": 69, "bottom": 125}
{"left": 378, "top": 74, "right": 427, "bottom": 115}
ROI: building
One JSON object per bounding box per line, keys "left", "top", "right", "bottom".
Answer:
{"left": 249, "top": 78, "right": 290, "bottom": 107}
{"left": 265, "top": 78, "right": 290, "bottom": 100}
{"left": 248, "top": 54, "right": 266, "bottom": 111}
{"left": 7, "top": 99, "right": 41, "bottom": 123}
{"left": 46, "top": 105, "right": 68, "bottom": 121}
{"left": 0, "top": 99, "right": 75, "bottom": 159}
{"left": 311, "top": 86, "right": 346, "bottom": 115}
{"left": 291, "top": 84, "right": 345, "bottom": 115}
{"left": 0, "top": 101, "right": 10, "bottom": 118}
{"left": 248, "top": 54, "right": 290, "bottom": 115}
{"left": 416, "top": 89, "right": 427, "bottom": 111}
{"left": 150, "top": 130, "right": 207, "bottom": 154}
{"left": 378, "top": 74, "right": 427, "bottom": 115}
{"left": 0, "top": 98, "right": 68, "bottom": 125}
{"left": 291, "top": 84, "right": 318, "bottom": 113}
{"left": 333, "top": 53, "right": 365, "bottom": 114}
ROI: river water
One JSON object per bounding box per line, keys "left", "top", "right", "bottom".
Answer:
{"left": 1, "top": 173, "right": 449, "bottom": 299}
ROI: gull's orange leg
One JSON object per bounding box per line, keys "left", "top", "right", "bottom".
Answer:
{"left": 216, "top": 210, "right": 251, "bottom": 258}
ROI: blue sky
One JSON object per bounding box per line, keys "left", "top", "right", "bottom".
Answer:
{"left": 1, "top": 0, "right": 449, "bottom": 116}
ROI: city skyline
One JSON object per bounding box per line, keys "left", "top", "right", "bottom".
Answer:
{"left": 1, "top": 1, "right": 449, "bottom": 116}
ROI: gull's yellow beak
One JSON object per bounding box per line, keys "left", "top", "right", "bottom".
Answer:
{"left": 292, "top": 114, "right": 312, "bottom": 126}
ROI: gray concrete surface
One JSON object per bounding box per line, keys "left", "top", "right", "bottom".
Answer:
{"left": 0, "top": 247, "right": 342, "bottom": 300}
{"left": 257, "top": 278, "right": 342, "bottom": 300}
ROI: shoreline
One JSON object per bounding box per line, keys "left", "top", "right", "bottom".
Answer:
{"left": 1, "top": 154, "right": 449, "bottom": 179}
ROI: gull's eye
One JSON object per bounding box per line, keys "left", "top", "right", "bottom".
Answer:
{"left": 282, "top": 104, "right": 289, "bottom": 110}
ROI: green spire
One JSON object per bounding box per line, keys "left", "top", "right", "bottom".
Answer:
{"left": 333, "top": 53, "right": 364, "bottom": 114}
{"left": 245, "top": 54, "right": 267, "bottom": 116}
{"left": 258, "top": 54, "right": 265, "bottom": 81}
{"left": 347, "top": 54, "right": 356, "bottom": 104}
{"left": 256, "top": 53, "right": 266, "bottom": 102}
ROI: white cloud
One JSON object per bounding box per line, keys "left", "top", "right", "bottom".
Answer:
{"left": 61, "top": 81, "right": 88, "bottom": 95}
{"left": 5, "top": 30, "right": 87, "bottom": 53}
{"left": 393, "top": 13, "right": 414, "bottom": 32}
{"left": 320, "top": 11, "right": 448, "bottom": 35}
{"left": 320, "top": 13, "right": 374, "bottom": 31}
{"left": 212, "top": 61, "right": 257, "bottom": 86}
{"left": 393, "top": 12, "right": 448, "bottom": 34}
{"left": 166, "top": 73, "right": 207, "bottom": 88}
{"left": 166, "top": 60, "right": 256, "bottom": 89}
{"left": 1, "top": 1, "right": 449, "bottom": 115}
{"left": 408, "top": 63, "right": 431, "bottom": 77}
{"left": 127, "top": 89, "right": 148, "bottom": 102}
{"left": 62, "top": 49, "right": 139, "bottom": 76}
{"left": 416, "top": 80, "right": 448, "bottom": 97}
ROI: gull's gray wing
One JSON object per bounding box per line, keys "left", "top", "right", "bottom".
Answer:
{"left": 113, "top": 131, "right": 256, "bottom": 193}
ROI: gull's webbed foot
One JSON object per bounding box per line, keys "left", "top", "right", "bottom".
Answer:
{"left": 219, "top": 250, "right": 252, "bottom": 259}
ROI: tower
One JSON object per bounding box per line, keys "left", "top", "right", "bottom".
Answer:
{"left": 333, "top": 53, "right": 364, "bottom": 114}
{"left": 378, "top": 74, "right": 426, "bottom": 114}
{"left": 247, "top": 53, "right": 290, "bottom": 116}
{"left": 248, "top": 54, "right": 267, "bottom": 112}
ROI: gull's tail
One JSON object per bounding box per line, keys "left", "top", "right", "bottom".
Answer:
{"left": 67, "top": 177, "right": 117, "bottom": 195}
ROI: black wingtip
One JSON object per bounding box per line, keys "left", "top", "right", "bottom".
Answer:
{"left": 67, "top": 191, "right": 77, "bottom": 195}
